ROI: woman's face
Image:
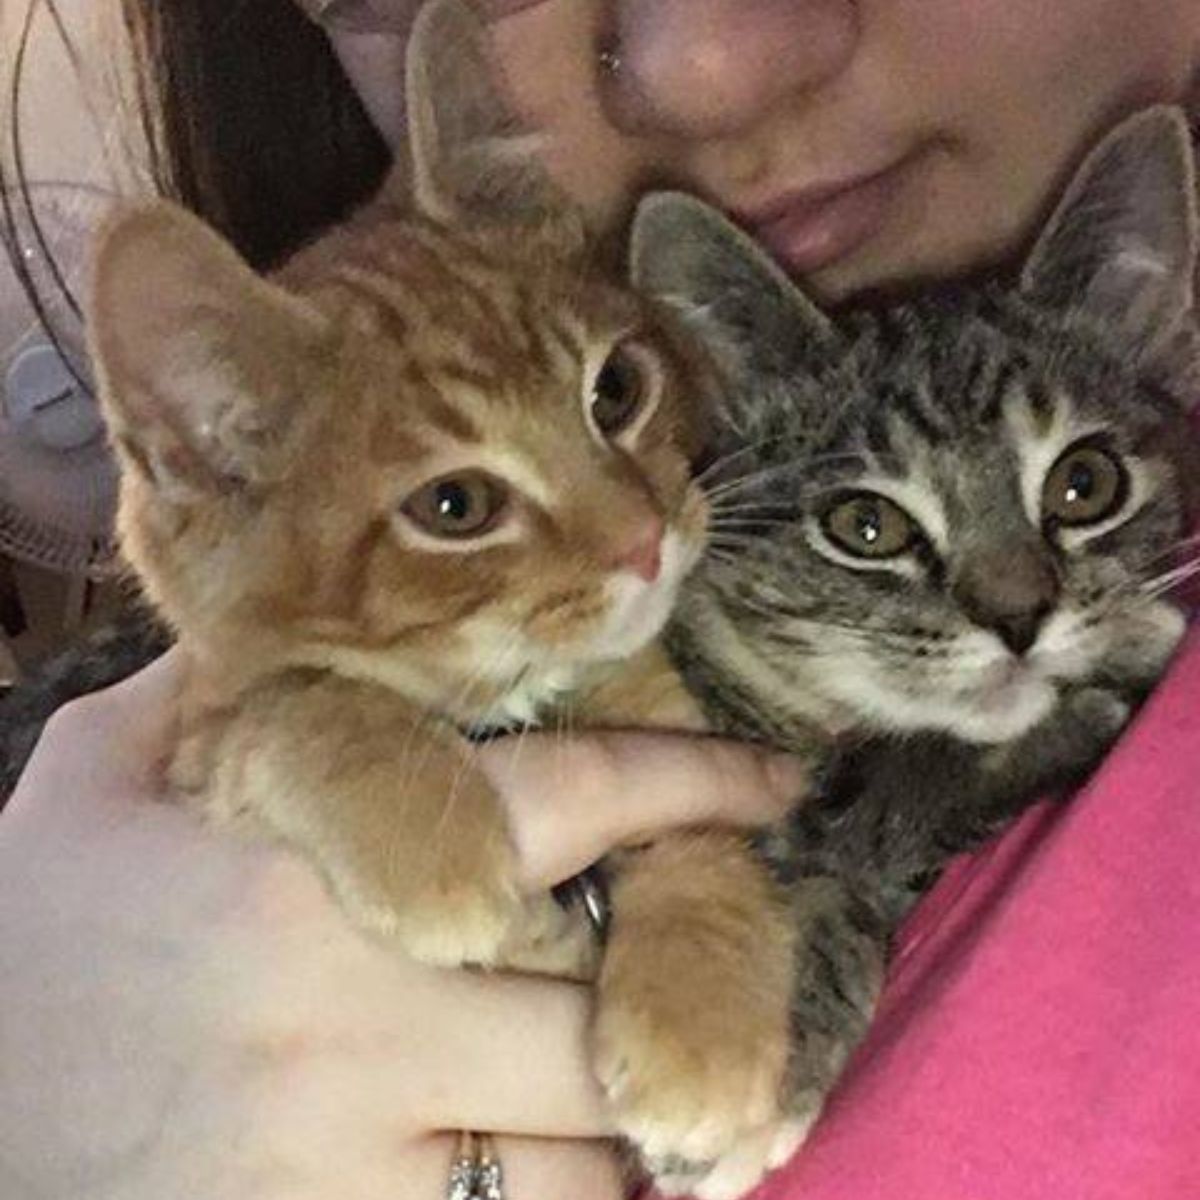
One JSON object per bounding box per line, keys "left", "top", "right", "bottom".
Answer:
{"left": 307, "top": 0, "right": 1200, "bottom": 301}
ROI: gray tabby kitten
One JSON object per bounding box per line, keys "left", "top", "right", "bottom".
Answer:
{"left": 628, "top": 107, "right": 1198, "bottom": 1193}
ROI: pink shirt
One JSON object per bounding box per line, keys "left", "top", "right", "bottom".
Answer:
{"left": 738, "top": 624, "right": 1200, "bottom": 1198}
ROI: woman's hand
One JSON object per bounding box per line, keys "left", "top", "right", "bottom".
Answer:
{"left": 0, "top": 654, "right": 802, "bottom": 1199}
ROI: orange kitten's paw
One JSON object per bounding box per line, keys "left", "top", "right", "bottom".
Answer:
{"left": 593, "top": 971, "right": 792, "bottom": 1177}
{"left": 334, "top": 825, "right": 527, "bottom": 968}
{"left": 363, "top": 871, "right": 526, "bottom": 968}
{"left": 649, "top": 1109, "right": 819, "bottom": 1200}
{"left": 594, "top": 838, "right": 798, "bottom": 1186}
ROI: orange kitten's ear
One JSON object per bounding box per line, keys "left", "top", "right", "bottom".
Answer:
{"left": 405, "top": 0, "right": 584, "bottom": 249}
{"left": 87, "top": 202, "right": 330, "bottom": 502}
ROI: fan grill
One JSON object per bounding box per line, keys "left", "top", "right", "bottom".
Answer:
{"left": 1, "top": 181, "right": 123, "bottom": 576}
{"left": 0, "top": 492, "right": 113, "bottom": 574}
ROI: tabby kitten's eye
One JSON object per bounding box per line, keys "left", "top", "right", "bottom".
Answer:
{"left": 589, "top": 342, "right": 656, "bottom": 438}
{"left": 821, "top": 492, "right": 919, "bottom": 559}
{"left": 401, "top": 471, "right": 508, "bottom": 539}
{"left": 1042, "top": 441, "right": 1128, "bottom": 528}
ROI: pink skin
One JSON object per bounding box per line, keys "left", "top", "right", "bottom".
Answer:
{"left": 311, "top": 0, "right": 1200, "bottom": 301}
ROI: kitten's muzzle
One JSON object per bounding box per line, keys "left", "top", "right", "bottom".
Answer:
{"left": 952, "top": 542, "right": 1062, "bottom": 657}
{"left": 610, "top": 513, "right": 666, "bottom": 582}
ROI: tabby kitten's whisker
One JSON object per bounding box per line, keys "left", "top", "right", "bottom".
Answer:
{"left": 695, "top": 436, "right": 863, "bottom": 488}
{"left": 1121, "top": 533, "right": 1200, "bottom": 582}
{"left": 703, "top": 455, "right": 844, "bottom": 498}
{"left": 704, "top": 468, "right": 825, "bottom": 506}
{"left": 707, "top": 499, "right": 796, "bottom": 517}
{"left": 1139, "top": 557, "right": 1200, "bottom": 600}
{"left": 693, "top": 437, "right": 795, "bottom": 487}
{"left": 708, "top": 518, "right": 802, "bottom": 534}
{"left": 703, "top": 471, "right": 800, "bottom": 505}
{"left": 701, "top": 446, "right": 869, "bottom": 491}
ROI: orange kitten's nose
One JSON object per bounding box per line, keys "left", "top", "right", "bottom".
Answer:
{"left": 614, "top": 517, "right": 665, "bottom": 582}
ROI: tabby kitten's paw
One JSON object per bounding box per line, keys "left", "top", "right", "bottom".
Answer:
{"left": 1038, "top": 685, "right": 1133, "bottom": 780}
{"left": 1066, "top": 686, "right": 1131, "bottom": 740}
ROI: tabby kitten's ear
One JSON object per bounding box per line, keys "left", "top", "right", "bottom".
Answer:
{"left": 630, "top": 191, "right": 835, "bottom": 366}
{"left": 405, "top": 0, "right": 583, "bottom": 249}
{"left": 88, "top": 203, "right": 330, "bottom": 503}
{"left": 1020, "top": 105, "right": 1198, "bottom": 356}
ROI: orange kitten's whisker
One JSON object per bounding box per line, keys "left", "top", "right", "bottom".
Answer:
{"left": 420, "top": 632, "right": 528, "bottom": 876}
{"left": 391, "top": 630, "right": 527, "bottom": 863}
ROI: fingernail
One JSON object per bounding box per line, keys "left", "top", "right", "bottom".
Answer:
{"left": 766, "top": 753, "right": 811, "bottom": 801}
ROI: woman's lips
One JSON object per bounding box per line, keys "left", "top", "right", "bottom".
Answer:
{"left": 736, "top": 153, "right": 919, "bottom": 276}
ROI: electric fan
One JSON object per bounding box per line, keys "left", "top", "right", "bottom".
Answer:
{"left": 1, "top": 181, "right": 119, "bottom": 575}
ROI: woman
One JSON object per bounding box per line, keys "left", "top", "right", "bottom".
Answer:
{"left": 2, "top": 2, "right": 1199, "bottom": 1198}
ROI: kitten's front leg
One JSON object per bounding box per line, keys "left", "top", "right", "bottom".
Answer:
{"left": 667, "top": 872, "right": 887, "bottom": 1200}
{"left": 181, "top": 671, "right": 537, "bottom": 968}
{"left": 780, "top": 873, "right": 888, "bottom": 1118}
{"left": 600, "top": 854, "right": 888, "bottom": 1200}
{"left": 977, "top": 684, "right": 1133, "bottom": 827}
{"left": 593, "top": 832, "right": 802, "bottom": 1200}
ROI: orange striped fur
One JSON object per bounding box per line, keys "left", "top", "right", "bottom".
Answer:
{"left": 85, "top": 2, "right": 805, "bottom": 1192}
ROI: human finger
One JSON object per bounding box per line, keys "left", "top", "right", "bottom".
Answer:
{"left": 386, "top": 1132, "right": 625, "bottom": 1200}
{"left": 8, "top": 647, "right": 182, "bottom": 823}
{"left": 210, "top": 855, "right": 616, "bottom": 1141}
{"left": 477, "top": 729, "right": 810, "bottom": 890}
{"left": 413, "top": 968, "right": 616, "bottom": 1136}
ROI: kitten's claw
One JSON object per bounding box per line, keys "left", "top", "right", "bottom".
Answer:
{"left": 594, "top": 988, "right": 792, "bottom": 1175}
{"left": 346, "top": 870, "right": 527, "bottom": 967}
{"left": 649, "top": 1111, "right": 819, "bottom": 1200}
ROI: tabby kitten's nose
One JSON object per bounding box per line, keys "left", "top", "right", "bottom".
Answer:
{"left": 953, "top": 543, "right": 1061, "bottom": 657}
{"left": 613, "top": 516, "right": 665, "bottom": 582}
{"left": 990, "top": 609, "right": 1051, "bottom": 657}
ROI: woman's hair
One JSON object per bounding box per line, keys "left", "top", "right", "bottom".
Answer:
{"left": 1, "top": 0, "right": 390, "bottom": 331}
{"left": 118, "top": 0, "right": 391, "bottom": 269}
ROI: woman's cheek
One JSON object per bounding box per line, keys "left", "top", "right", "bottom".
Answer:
{"left": 488, "top": 0, "right": 648, "bottom": 227}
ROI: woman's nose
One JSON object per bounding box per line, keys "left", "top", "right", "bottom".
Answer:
{"left": 604, "top": 0, "right": 859, "bottom": 139}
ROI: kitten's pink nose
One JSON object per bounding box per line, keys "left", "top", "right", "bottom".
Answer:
{"left": 614, "top": 516, "right": 665, "bottom": 582}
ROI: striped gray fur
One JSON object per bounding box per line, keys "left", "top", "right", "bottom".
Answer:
{"left": 634, "top": 107, "right": 1200, "bottom": 1149}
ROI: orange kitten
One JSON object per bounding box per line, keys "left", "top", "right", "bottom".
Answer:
{"left": 86, "top": 1, "right": 802, "bottom": 1192}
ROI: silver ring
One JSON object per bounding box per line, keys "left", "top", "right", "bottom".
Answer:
{"left": 575, "top": 870, "right": 611, "bottom": 939}
{"left": 597, "top": 45, "right": 623, "bottom": 76}
{"left": 298, "top": 0, "right": 408, "bottom": 34}
{"left": 447, "top": 1132, "right": 504, "bottom": 1200}
{"left": 554, "top": 867, "right": 611, "bottom": 942}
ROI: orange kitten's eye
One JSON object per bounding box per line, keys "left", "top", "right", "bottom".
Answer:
{"left": 590, "top": 342, "right": 654, "bottom": 438}
{"left": 401, "top": 472, "right": 508, "bottom": 540}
